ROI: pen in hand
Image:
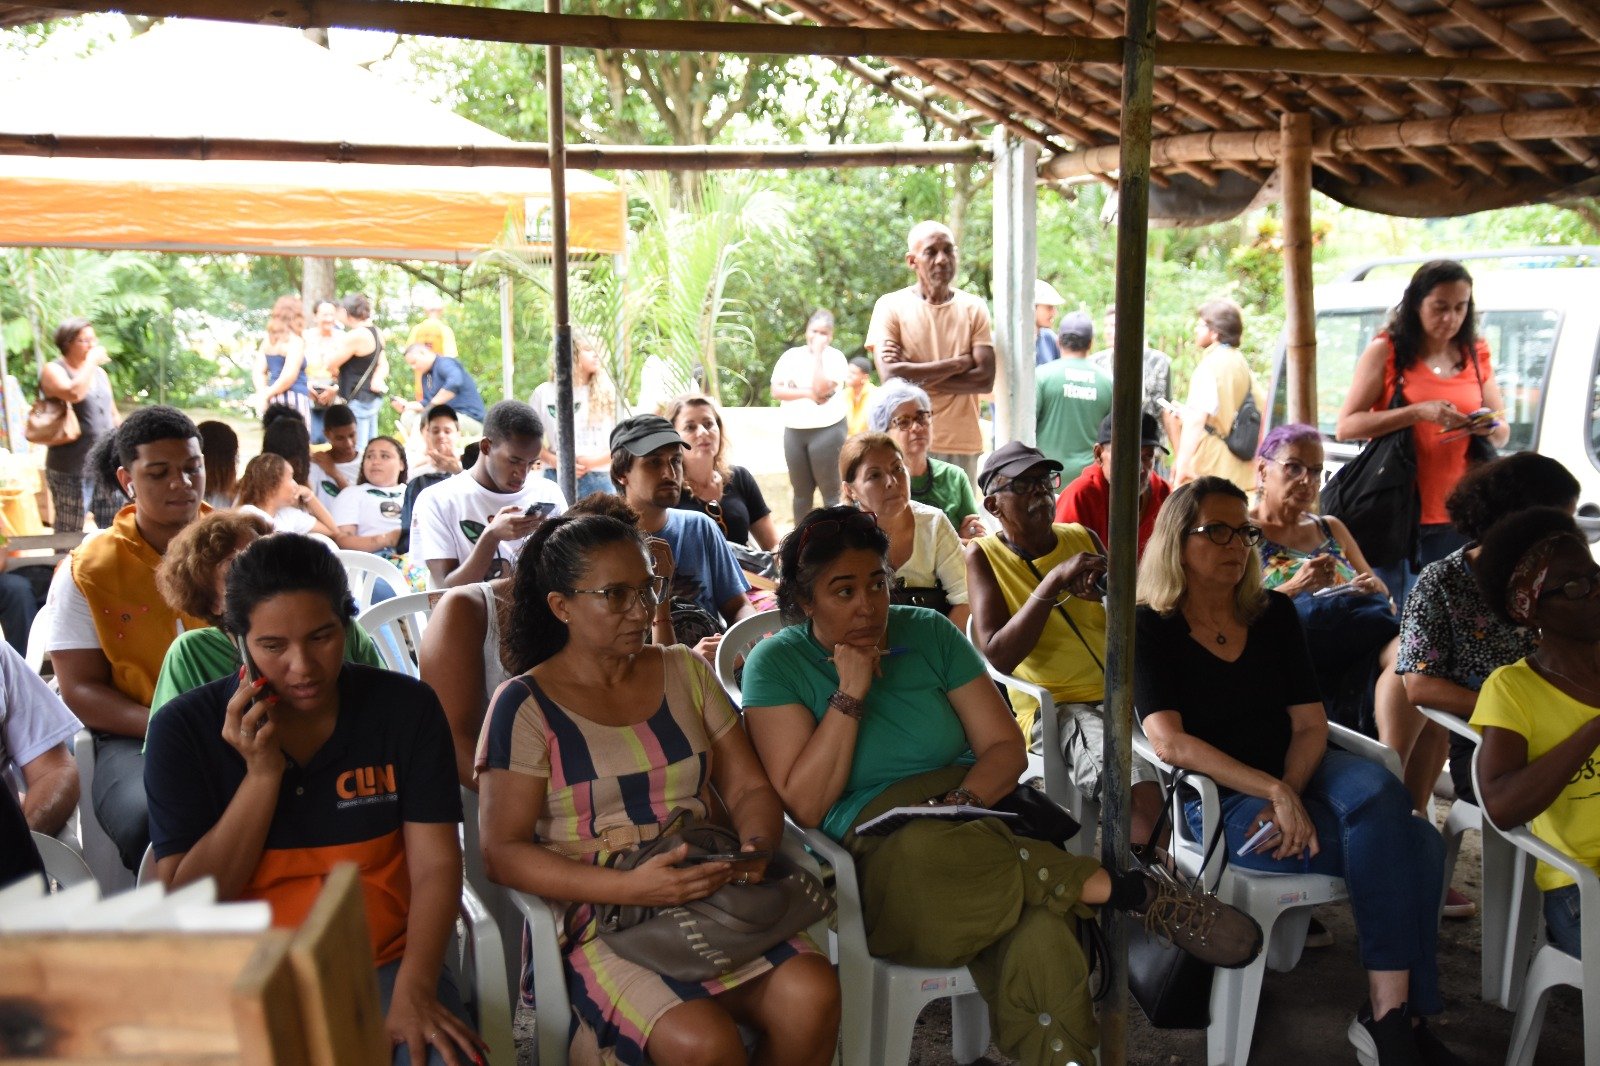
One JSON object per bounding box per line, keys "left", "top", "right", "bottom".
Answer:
{"left": 818, "top": 646, "right": 912, "bottom": 664}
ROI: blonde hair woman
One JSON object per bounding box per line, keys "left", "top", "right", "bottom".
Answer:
{"left": 666, "top": 394, "right": 778, "bottom": 551}
{"left": 254, "top": 295, "right": 310, "bottom": 428}
{"left": 532, "top": 327, "right": 622, "bottom": 497}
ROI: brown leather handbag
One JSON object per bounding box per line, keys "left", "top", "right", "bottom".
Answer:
{"left": 24, "top": 396, "right": 80, "bottom": 447}
{"left": 595, "top": 810, "right": 834, "bottom": 982}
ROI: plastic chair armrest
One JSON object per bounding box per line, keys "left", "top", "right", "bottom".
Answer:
{"left": 1329, "top": 721, "right": 1403, "bottom": 778}
{"left": 1417, "top": 704, "right": 1480, "bottom": 744}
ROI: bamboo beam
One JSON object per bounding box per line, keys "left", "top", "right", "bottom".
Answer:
{"left": 30, "top": 0, "right": 1600, "bottom": 86}
{"left": 0, "top": 131, "right": 994, "bottom": 169}
{"left": 1281, "top": 112, "right": 1316, "bottom": 428}
{"left": 1540, "top": 0, "right": 1600, "bottom": 48}
{"left": 1041, "top": 102, "right": 1600, "bottom": 177}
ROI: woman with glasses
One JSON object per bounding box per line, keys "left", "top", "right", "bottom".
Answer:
{"left": 869, "top": 382, "right": 985, "bottom": 539}
{"left": 476, "top": 512, "right": 840, "bottom": 1066}
{"left": 743, "top": 506, "right": 1261, "bottom": 1066}
{"left": 1471, "top": 507, "right": 1600, "bottom": 960}
{"left": 666, "top": 394, "right": 779, "bottom": 551}
{"left": 839, "top": 432, "right": 969, "bottom": 631}
{"left": 1136, "top": 477, "right": 1458, "bottom": 1066}
{"left": 1248, "top": 424, "right": 1415, "bottom": 748}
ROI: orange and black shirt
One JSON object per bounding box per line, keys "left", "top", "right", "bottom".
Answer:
{"left": 145, "top": 663, "right": 461, "bottom": 966}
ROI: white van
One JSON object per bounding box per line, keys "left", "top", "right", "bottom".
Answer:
{"left": 1265, "top": 247, "right": 1600, "bottom": 535}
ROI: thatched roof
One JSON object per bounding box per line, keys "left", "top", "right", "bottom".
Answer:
{"left": 2, "top": 0, "right": 1596, "bottom": 223}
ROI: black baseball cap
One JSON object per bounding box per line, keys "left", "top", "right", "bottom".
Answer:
{"left": 610, "top": 414, "right": 688, "bottom": 456}
{"left": 1095, "top": 412, "right": 1167, "bottom": 451}
{"left": 977, "top": 441, "right": 1063, "bottom": 493}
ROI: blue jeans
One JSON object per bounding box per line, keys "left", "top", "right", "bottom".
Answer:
{"left": 348, "top": 397, "right": 384, "bottom": 450}
{"left": 375, "top": 959, "right": 474, "bottom": 1065}
{"left": 544, "top": 466, "right": 613, "bottom": 499}
{"left": 310, "top": 405, "right": 328, "bottom": 445}
{"left": 1374, "top": 523, "right": 1468, "bottom": 615}
{"left": 1185, "top": 749, "right": 1446, "bottom": 1014}
{"left": 1545, "top": 884, "right": 1582, "bottom": 957}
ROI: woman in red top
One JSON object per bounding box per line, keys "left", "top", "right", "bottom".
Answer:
{"left": 1336, "top": 259, "right": 1509, "bottom": 612}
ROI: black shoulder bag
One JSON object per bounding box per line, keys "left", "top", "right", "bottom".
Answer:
{"left": 1319, "top": 372, "right": 1420, "bottom": 570}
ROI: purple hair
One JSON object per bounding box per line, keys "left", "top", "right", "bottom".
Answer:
{"left": 1257, "top": 422, "right": 1321, "bottom": 461}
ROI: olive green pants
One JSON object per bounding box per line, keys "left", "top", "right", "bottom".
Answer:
{"left": 843, "top": 768, "right": 1102, "bottom": 1066}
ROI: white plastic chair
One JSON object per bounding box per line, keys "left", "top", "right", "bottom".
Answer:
{"left": 1133, "top": 723, "right": 1399, "bottom": 1066}
{"left": 71, "top": 729, "right": 134, "bottom": 894}
{"left": 31, "top": 830, "right": 94, "bottom": 889}
{"left": 24, "top": 598, "right": 50, "bottom": 674}
{"left": 357, "top": 590, "right": 441, "bottom": 678}
{"left": 1472, "top": 748, "right": 1600, "bottom": 1066}
{"left": 457, "top": 882, "right": 514, "bottom": 1066}
{"left": 1418, "top": 704, "right": 1521, "bottom": 1007}
{"left": 507, "top": 827, "right": 834, "bottom": 1066}
{"left": 460, "top": 786, "right": 522, "bottom": 1025}
{"left": 965, "top": 617, "right": 1098, "bottom": 857}
{"left": 715, "top": 608, "right": 786, "bottom": 703}
{"left": 337, "top": 548, "right": 411, "bottom": 613}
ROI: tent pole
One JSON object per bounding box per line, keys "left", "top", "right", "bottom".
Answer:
{"left": 548, "top": 0, "right": 575, "bottom": 506}
{"left": 500, "top": 273, "right": 514, "bottom": 403}
{"left": 1103, "top": 0, "right": 1159, "bottom": 1060}
{"left": 1281, "top": 113, "right": 1317, "bottom": 426}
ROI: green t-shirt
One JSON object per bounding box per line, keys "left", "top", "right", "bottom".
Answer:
{"left": 741, "top": 606, "right": 986, "bottom": 840}
{"left": 911, "top": 457, "right": 980, "bottom": 532}
{"left": 1035, "top": 358, "right": 1114, "bottom": 480}
{"left": 146, "top": 624, "right": 387, "bottom": 743}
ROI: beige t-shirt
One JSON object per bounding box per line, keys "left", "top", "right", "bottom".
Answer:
{"left": 866, "top": 285, "right": 993, "bottom": 455}
{"left": 1184, "top": 344, "right": 1261, "bottom": 492}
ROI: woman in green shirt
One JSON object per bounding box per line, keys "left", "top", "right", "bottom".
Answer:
{"left": 868, "top": 382, "right": 985, "bottom": 540}
{"left": 149, "top": 510, "right": 385, "bottom": 723}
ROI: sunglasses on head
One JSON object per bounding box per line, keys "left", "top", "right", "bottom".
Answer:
{"left": 798, "top": 510, "right": 880, "bottom": 554}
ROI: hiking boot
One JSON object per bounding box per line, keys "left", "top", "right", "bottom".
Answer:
{"left": 1441, "top": 887, "right": 1477, "bottom": 920}
{"left": 1348, "top": 1003, "right": 1422, "bottom": 1066}
{"left": 1129, "top": 868, "right": 1263, "bottom": 969}
{"left": 1412, "top": 1015, "right": 1468, "bottom": 1066}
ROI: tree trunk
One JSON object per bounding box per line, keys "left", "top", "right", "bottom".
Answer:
{"left": 302, "top": 258, "right": 336, "bottom": 313}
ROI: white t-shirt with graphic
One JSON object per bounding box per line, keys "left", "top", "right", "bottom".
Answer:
{"left": 311, "top": 455, "right": 363, "bottom": 512}
{"left": 332, "top": 483, "right": 407, "bottom": 535}
{"left": 410, "top": 469, "right": 567, "bottom": 583}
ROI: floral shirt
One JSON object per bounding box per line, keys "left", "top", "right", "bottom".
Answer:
{"left": 1397, "top": 545, "right": 1534, "bottom": 689}
{"left": 1257, "top": 516, "right": 1357, "bottom": 591}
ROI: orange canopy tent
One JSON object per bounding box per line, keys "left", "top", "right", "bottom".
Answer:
{"left": 0, "top": 20, "right": 626, "bottom": 261}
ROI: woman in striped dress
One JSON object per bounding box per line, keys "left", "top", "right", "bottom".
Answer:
{"left": 476, "top": 512, "right": 840, "bottom": 1066}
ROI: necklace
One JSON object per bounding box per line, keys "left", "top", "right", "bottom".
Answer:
{"left": 1184, "top": 611, "right": 1231, "bottom": 645}
{"left": 1534, "top": 657, "right": 1600, "bottom": 700}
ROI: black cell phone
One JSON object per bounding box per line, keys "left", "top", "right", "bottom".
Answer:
{"left": 525, "top": 501, "right": 557, "bottom": 519}
{"left": 234, "top": 633, "right": 260, "bottom": 685}
{"left": 682, "top": 850, "right": 774, "bottom": 865}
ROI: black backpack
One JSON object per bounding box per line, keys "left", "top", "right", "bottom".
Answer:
{"left": 1222, "top": 390, "right": 1262, "bottom": 461}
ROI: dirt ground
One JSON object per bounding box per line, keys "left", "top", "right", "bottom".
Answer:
{"left": 510, "top": 818, "right": 1583, "bottom": 1065}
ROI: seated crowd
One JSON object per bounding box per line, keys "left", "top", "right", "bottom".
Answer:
{"left": 8, "top": 370, "right": 1595, "bottom": 1066}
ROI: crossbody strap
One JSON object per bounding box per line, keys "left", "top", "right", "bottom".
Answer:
{"left": 1018, "top": 554, "right": 1105, "bottom": 674}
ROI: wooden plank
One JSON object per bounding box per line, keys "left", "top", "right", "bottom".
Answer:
{"left": 231, "top": 930, "right": 310, "bottom": 1066}
{"left": 1280, "top": 113, "right": 1317, "bottom": 428}
{"left": 286, "top": 864, "right": 387, "bottom": 1066}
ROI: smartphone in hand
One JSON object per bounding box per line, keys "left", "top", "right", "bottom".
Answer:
{"left": 681, "top": 850, "right": 774, "bottom": 865}
{"left": 525, "top": 501, "right": 557, "bottom": 519}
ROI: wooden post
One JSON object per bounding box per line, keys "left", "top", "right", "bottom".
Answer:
{"left": 499, "top": 272, "right": 515, "bottom": 403}
{"left": 1103, "top": 0, "right": 1159, "bottom": 1060}
{"left": 1281, "top": 113, "right": 1317, "bottom": 427}
{"left": 548, "top": 0, "right": 576, "bottom": 505}
{"left": 990, "top": 128, "right": 1038, "bottom": 450}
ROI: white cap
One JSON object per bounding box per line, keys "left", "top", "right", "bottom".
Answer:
{"left": 1034, "top": 279, "right": 1065, "bottom": 306}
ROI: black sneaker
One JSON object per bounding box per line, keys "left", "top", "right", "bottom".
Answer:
{"left": 1348, "top": 1003, "right": 1422, "bottom": 1066}
{"left": 1130, "top": 867, "right": 1263, "bottom": 969}
{"left": 1412, "top": 1016, "right": 1467, "bottom": 1066}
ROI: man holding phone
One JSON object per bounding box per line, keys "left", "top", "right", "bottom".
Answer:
{"left": 412, "top": 400, "right": 566, "bottom": 588}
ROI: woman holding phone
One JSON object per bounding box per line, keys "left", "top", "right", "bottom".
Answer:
{"left": 145, "top": 534, "right": 483, "bottom": 1065}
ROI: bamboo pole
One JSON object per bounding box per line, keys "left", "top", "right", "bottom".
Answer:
{"left": 1102, "top": 0, "right": 1158, "bottom": 1060}
{"left": 1280, "top": 113, "right": 1316, "bottom": 427}
{"left": 548, "top": 0, "right": 576, "bottom": 506}
{"left": 0, "top": 132, "right": 993, "bottom": 170}
{"left": 31, "top": 0, "right": 1600, "bottom": 86}
{"left": 1041, "top": 102, "right": 1600, "bottom": 178}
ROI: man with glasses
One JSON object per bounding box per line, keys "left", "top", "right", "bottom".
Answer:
{"left": 964, "top": 442, "right": 1164, "bottom": 842}
{"left": 1036, "top": 310, "right": 1113, "bottom": 481}
{"left": 412, "top": 400, "right": 566, "bottom": 588}
{"left": 866, "top": 220, "right": 995, "bottom": 490}
{"left": 1056, "top": 413, "right": 1173, "bottom": 561}
{"left": 609, "top": 415, "right": 755, "bottom": 657}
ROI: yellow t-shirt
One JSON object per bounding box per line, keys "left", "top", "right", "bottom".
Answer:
{"left": 972, "top": 525, "right": 1106, "bottom": 739}
{"left": 1472, "top": 659, "right": 1600, "bottom": 891}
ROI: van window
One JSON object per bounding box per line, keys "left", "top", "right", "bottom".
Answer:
{"left": 1274, "top": 308, "right": 1557, "bottom": 449}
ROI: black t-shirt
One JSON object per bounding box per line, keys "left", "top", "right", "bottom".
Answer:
{"left": 338, "top": 325, "right": 385, "bottom": 404}
{"left": 145, "top": 662, "right": 461, "bottom": 964}
{"left": 676, "top": 465, "right": 770, "bottom": 547}
{"left": 1133, "top": 592, "right": 1323, "bottom": 781}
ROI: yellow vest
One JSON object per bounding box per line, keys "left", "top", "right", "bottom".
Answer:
{"left": 973, "top": 524, "right": 1107, "bottom": 739}
{"left": 72, "top": 504, "right": 210, "bottom": 707}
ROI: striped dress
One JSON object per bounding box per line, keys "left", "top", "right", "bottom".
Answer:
{"left": 476, "top": 645, "right": 815, "bottom": 1064}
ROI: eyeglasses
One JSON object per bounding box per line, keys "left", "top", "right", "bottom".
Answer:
{"left": 888, "top": 411, "right": 933, "bottom": 431}
{"left": 1272, "top": 458, "right": 1324, "bottom": 481}
{"left": 569, "top": 575, "right": 670, "bottom": 615}
{"left": 798, "top": 510, "right": 880, "bottom": 554}
{"left": 1186, "top": 522, "right": 1264, "bottom": 547}
{"left": 1540, "top": 571, "right": 1600, "bottom": 601}
{"left": 997, "top": 472, "right": 1061, "bottom": 496}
